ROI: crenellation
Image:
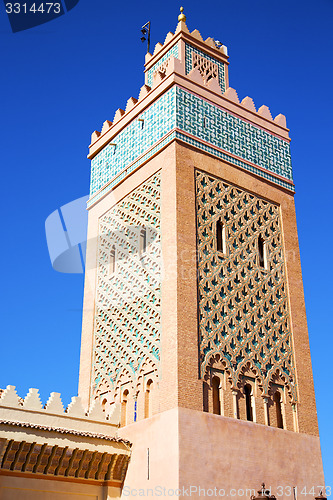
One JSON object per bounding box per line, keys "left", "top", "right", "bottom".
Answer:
{"left": 207, "top": 76, "right": 223, "bottom": 94}
{"left": 164, "top": 31, "right": 174, "bottom": 44}
{"left": 165, "top": 55, "right": 184, "bottom": 77}
{"left": 101, "top": 119, "right": 112, "bottom": 135}
{"left": 153, "top": 42, "right": 163, "bottom": 56}
{"left": 274, "top": 113, "right": 287, "bottom": 128}
{"left": 223, "top": 86, "right": 240, "bottom": 103}
{"left": 113, "top": 108, "right": 125, "bottom": 124}
{"left": 44, "top": 392, "right": 64, "bottom": 414}
{"left": 87, "top": 398, "right": 106, "bottom": 420}
{"left": 91, "top": 130, "right": 101, "bottom": 144}
{"left": 220, "top": 44, "right": 228, "bottom": 56}
{"left": 22, "top": 388, "right": 43, "bottom": 411}
{"left": 88, "top": 83, "right": 293, "bottom": 206}
{"left": 241, "top": 96, "right": 257, "bottom": 112}
{"left": 0, "top": 385, "right": 21, "bottom": 407}
{"left": 258, "top": 104, "right": 273, "bottom": 121}
{"left": 188, "top": 66, "right": 205, "bottom": 85}
{"left": 145, "top": 51, "right": 153, "bottom": 64}
{"left": 125, "top": 96, "right": 138, "bottom": 114}
{"left": 0, "top": 386, "right": 119, "bottom": 424}
{"left": 175, "top": 19, "right": 190, "bottom": 35}
{"left": 7, "top": 9, "right": 319, "bottom": 498}
{"left": 138, "top": 84, "right": 151, "bottom": 101}
{"left": 89, "top": 24, "right": 287, "bottom": 164}
{"left": 64, "top": 395, "right": 85, "bottom": 416}
{"left": 204, "top": 36, "right": 217, "bottom": 49}
{"left": 108, "top": 402, "right": 121, "bottom": 423}
{"left": 3, "top": 11, "right": 324, "bottom": 499}
{"left": 190, "top": 28, "right": 204, "bottom": 42}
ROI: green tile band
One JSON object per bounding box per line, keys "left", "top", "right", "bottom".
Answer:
{"left": 89, "top": 86, "right": 294, "bottom": 206}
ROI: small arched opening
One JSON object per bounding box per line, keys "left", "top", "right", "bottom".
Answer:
{"left": 216, "top": 219, "right": 226, "bottom": 254}
{"left": 244, "top": 384, "right": 253, "bottom": 422}
{"left": 212, "top": 376, "right": 221, "bottom": 415}
{"left": 144, "top": 379, "right": 153, "bottom": 419}
{"left": 139, "top": 227, "right": 147, "bottom": 256}
{"left": 274, "top": 391, "right": 284, "bottom": 429}
{"left": 109, "top": 246, "right": 116, "bottom": 274}
{"left": 121, "top": 389, "right": 129, "bottom": 427}
{"left": 258, "top": 235, "right": 267, "bottom": 269}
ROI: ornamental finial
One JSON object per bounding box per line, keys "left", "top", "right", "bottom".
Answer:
{"left": 178, "top": 6, "right": 186, "bottom": 22}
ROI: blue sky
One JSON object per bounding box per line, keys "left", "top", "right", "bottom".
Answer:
{"left": 0, "top": 0, "right": 332, "bottom": 489}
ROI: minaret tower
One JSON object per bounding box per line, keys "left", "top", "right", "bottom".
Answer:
{"left": 79, "top": 9, "right": 325, "bottom": 497}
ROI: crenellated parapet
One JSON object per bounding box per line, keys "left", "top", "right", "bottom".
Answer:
{"left": 90, "top": 68, "right": 287, "bottom": 151}
{"left": 0, "top": 385, "right": 120, "bottom": 427}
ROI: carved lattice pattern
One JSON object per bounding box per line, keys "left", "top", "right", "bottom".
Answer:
{"left": 196, "top": 171, "right": 297, "bottom": 401}
{"left": 192, "top": 52, "right": 219, "bottom": 83}
{"left": 93, "top": 173, "right": 161, "bottom": 398}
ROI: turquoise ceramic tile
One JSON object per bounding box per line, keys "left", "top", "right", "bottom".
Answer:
{"left": 175, "top": 87, "right": 293, "bottom": 182}
{"left": 89, "top": 85, "right": 294, "bottom": 206}
{"left": 89, "top": 87, "right": 176, "bottom": 200}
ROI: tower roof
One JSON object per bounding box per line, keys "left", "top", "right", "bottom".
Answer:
{"left": 87, "top": 10, "right": 293, "bottom": 207}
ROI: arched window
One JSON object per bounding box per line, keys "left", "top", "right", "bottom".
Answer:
{"left": 258, "top": 235, "right": 266, "bottom": 269}
{"left": 244, "top": 384, "right": 253, "bottom": 421}
{"left": 216, "top": 220, "right": 226, "bottom": 253}
{"left": 109, "top": 246, "right": 116, "bottom": 274}
{"left": 139, "top": 227, "right": 147, "bottom": 256}
{"left": 212, "top": 376, "right": 221, "bottom": 415}
{"left": 121, "top": 389, "right": 129, "bottom": 427}
{"left": 274, "top": 391, "right": 284, "bottom": 429}
{"left": 144, "top": 379, "right": 153, "bottom": 418}
{"left": 101, "top": 398, "right": 107, "bottom": 411}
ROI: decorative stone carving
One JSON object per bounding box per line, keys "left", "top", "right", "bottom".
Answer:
{"left": 192, "top": 52, "right": 219, "bottom": 84}
{"left": 195, "top": 171, "right": 297, "bottom": 401}
{"left": 92, "top": 173, "right": 161, "bottom": 399}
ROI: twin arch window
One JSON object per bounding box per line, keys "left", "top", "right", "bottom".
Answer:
{"left": 215, "top": 220, "right": 268, "bottom": 269}
{"left": 243, "top": 384, "right": 283, "bottom": 429}
{"left": 108, "top": 226, "right": 147, "bottom": 275}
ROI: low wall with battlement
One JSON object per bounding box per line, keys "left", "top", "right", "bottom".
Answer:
{"left": 0, "top": 385, "right": 121, "bottom": 436}
{"left": 0, "top": 386, "right": 131, "bottom": 499}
